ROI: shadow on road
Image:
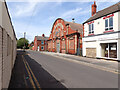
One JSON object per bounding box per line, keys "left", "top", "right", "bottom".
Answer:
{"left": 8, "top": 50, "right": 68, "bottom": 89}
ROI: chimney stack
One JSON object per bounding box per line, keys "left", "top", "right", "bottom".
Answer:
{"left": 42, "top": 34, "right": 45, "bottom": 37}
{"left": 72, "top": 18, "right": 75, "bottom": 23}
{"left": 92, "top": 1, "right": 97, "bottom": 16}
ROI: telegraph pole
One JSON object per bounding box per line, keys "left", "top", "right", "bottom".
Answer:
{"left": 24, "top": 32, "right": 26, "bottom": 52}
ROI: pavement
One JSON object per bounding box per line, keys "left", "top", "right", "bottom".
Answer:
{"left": 39, "top": 51, "right": 118, "bottom": 74}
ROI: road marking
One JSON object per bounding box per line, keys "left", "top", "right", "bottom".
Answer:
{"left": 22, "top": 55, "right": 41, "bottom": 89}
{"left": 24, "top": 74, "right": 28, "bottom": 88}
{"left": 22, "top": 55, "right": 36, "bottom": 89}
{"left": 25, "top": 57, "right": 41, "bottom": 89}
{"left": 41, "top": 53, "right": 118, "bottom": 74}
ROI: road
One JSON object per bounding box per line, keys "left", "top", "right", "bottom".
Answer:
{"left": 9, "top": 50, "right": 118, "bottom": 89}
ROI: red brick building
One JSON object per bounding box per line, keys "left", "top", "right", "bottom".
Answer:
{"left": 48, "top": 18, "right": 83, "bottom": 55}
{"left": 33, "top": 34, "right": 49, "bottom": 51}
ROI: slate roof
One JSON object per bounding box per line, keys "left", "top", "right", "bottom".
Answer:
{"left": 35, "top": 36, "right": 49, "bottom": 40}
{"left": 65, "top": 21, "right": 83, "bottom": 34}
{"left": 84, "top": 2, "right": 120, "bottom": 24}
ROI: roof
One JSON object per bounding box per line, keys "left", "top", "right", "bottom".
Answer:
{"left": 84, "top": 2, "right": 120, "bottom": 24}
{"left": 35, "top": 36, "right": 49, "bottom": 40}
{"left": 64, "top": 21, "right": 83, "bottom": 34}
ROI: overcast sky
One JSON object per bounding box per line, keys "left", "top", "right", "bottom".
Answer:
{"left": 6, "top": 0, "right": 119, "bottom": 43}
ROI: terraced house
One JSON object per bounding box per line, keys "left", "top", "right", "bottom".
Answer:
{"left": 48, "top": 18, "right": 83, "bottom": 55}
{"left": 83, "top": 1, "right": 120, "bottom": 60}
{"left": 33, "top": 34, "right": 49, "bottom": 51}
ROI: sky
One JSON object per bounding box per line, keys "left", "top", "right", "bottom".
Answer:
{"left": 6, "top": 0, "right": 119, "bottom": 43}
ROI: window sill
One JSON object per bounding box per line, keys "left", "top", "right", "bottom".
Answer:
{"left": 88, "top": 33, "right": 94, "bottom": 36}
{"left": 104, "top": 30, "right": 114, "bottom": 33}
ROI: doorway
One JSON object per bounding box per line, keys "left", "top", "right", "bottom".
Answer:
{"left": 37, "top": 46, "right": 39, "bottom": 51}
{"left": 56, "top": 43, "right": 60, "bottom": 53}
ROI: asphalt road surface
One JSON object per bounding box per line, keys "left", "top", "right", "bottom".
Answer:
{"left": 9, "top": 50, "right": 118, "bottom": 89}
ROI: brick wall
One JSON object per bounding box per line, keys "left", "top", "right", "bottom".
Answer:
{"left": 48, "top": 18, "right": 82, "bottom": 55}
{"left": 68, "top": 37, "right": 75, "bottom": 54}
{"left": 34, "top": 39, "right": 48, "bottom": 51}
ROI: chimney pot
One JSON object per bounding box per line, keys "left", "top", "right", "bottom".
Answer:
{"left": 72, "top": 18, "right": 75, "bottom": 23}
{"left": 42, "top": 34, "right": 45, "bottom": 37}
{"left": 92, "top": 1, "right": 97, "bottom": 16}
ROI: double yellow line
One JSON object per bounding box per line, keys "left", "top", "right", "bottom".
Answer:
{"left": 22, "top": 55, "right": 41, "bottom": 89}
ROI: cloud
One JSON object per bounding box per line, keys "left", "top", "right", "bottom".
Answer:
{"left": 13, "top": 21, "right": 50, "bottom": 42}
{"left": 7, "top": 1, "right": 46, "bottom": 18}
{"left": 14, "top": 2, "right": 38, "bottom": 17}
{"left": 48, "top": 16, "right": 56, "bottom": 21}
{"left": 61, "top": 8, "right": 82, "bottom": 18}
{"left": 60, "top": 7, "right": 90, "bottom": 19}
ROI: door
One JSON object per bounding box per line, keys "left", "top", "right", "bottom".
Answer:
{"left": 105, "top": 44, "right": 108, "bottom": 57}
{"left": 109, "top": 43, "right": 117, "bottom": 58}
{"left": 57, "top": 43, "right": 60, "bottom": 53}
{"left": 37, "top": 46, "right": 39, "bottom": 51}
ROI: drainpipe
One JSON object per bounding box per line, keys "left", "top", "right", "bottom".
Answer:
{"left": 108, "top": 43, "right": 110, "bottom": 58}
{"left": 66, "top": 24, "right": 69, "bottom": 53}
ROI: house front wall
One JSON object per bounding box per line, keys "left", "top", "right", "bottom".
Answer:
{"left": 83, "top": 12, "right": 119, "bottom": 60}
{"left": 84, "top": 12, "right": 119, "bottom": 36}
{"left": 118, "top": 11, "right": 120, "bottom": 30}
{"left": 34, "top": 38, "right": 48, "bottom": 51}
{"left": 118, "top": 38, "right": 120, "bottom": 60}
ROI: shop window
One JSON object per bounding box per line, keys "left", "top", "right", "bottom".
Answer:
{"left": 109, "top": 43, "right": 117, "bottom": 58}
{"left": 101, "top": 43, "right": 117, "bottom": 58}
{"left": 105, "top": 17, "right": 113, "bottom": 31}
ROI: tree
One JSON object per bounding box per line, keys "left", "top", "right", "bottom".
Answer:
{"left": 28, "top": 41, "right": 34, "bottom": 49}
{"left": 17, "top": 38, "right": 29, "bottom": 49}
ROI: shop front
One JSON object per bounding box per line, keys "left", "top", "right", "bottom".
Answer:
{"left": 101, "top": 43, "right": 117, "bottom": 59}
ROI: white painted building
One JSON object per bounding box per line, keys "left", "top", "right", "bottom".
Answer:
{"left": 83, "top": 1, "right": 120, "bottom": 61}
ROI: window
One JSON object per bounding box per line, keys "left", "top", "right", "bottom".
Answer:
{"left": 109, "top": 17, "right": 113, "bottom": 30}
{"left": 89, "top": 23, "right": 94, "bottom": 34}
{"left": 7, "top": 34, "right": 11, "bottom": 56}
{"left": 41, "top": 46, "right": 44, "bottom": 50}
{"left": 41, "top": 40, "right": 44, "bottom": 44}
{"left": 105, "top": 19, "right": 108, "bottom": 30}
{"left": 105, "top": 17, "right": 113, "bottom": 31}
{"left": 7, "top": 34, "right": 9, "bottom": 56}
